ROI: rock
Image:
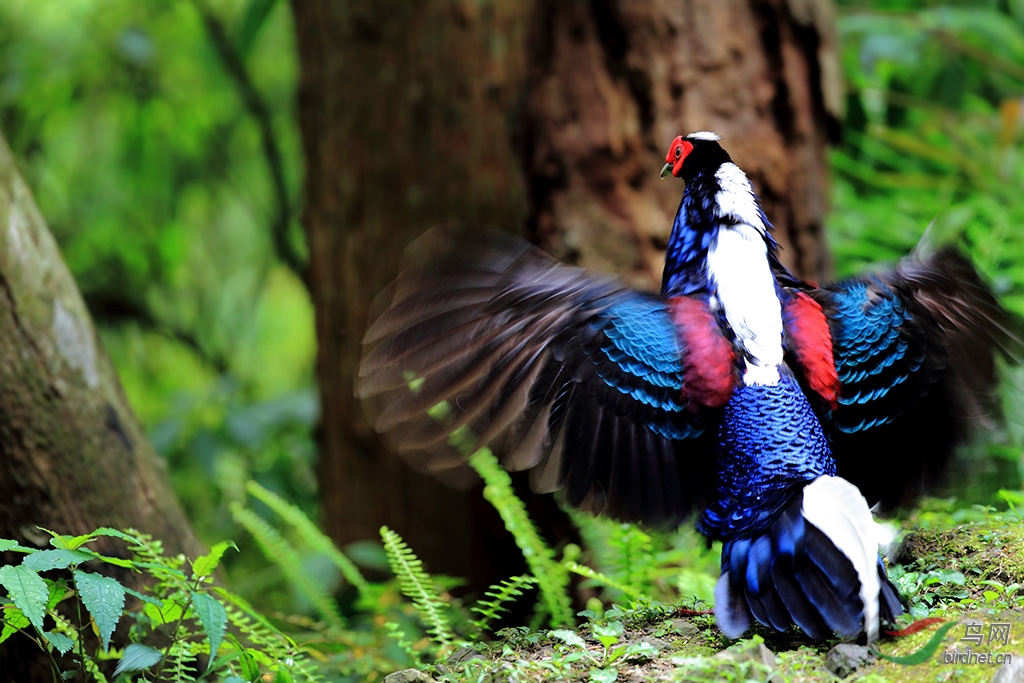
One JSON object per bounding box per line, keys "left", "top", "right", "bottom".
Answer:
{"left": 383, "top": 669, "right": 436, "bottom": 683}
{"left": 825, "top": 643, "right": 876, "bottom": 678}
{"left": 447, "top": 646, "right": 486, "bottom": 665}
{"left": 991, "top": 655, "right": 1024, "bottom": 683}
{"left": 714, "top": 640, "right": 780, "bottom": 681}
{"left": 671, "top": 619, "right": 699, "bottom": 637}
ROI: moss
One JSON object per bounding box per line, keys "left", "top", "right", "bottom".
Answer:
{"left": 896, "top": 513, "right": 1024, "bottom": 589}
{"left": 437, "top": 512, "right": 1024, "bottom": 683}
{"left": 862, "top": 610, "right": 1024, "bottom": 683}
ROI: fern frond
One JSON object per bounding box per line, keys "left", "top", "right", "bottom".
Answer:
{"left": 468, "top": 449, "right": 574, "bottom": 627}
{"left": 384, "top": 621, "right": 418, "bottom": 662}
{"left": 244, "top": 481, "right": 372, "bottom": 601}
{"left": 52, "top": 613, "right": 110, "bottom": 683}
{"left": 160, "top": 639, "right": 200, "bottom": 682}
{"left": 470, "top": 574, "right": 537, "bottom": 632}
{"left": 230, "top": 503, "right": 344, "bottom": 630}
{"left": 564, "top": 561, "right": 641, "bottom": 600}
{"left": 215, "top": 588, "right": 327, "bottom": 683}
{"left": 380, "top": 526, "right": 453, "bottom": 650}
{"left": 571, "top": 513, "right": 662, "bottom": 599}
{"left": 609, "top": 524, "right": 654, "bottom": 591}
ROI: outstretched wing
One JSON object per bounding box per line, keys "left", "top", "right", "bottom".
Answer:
{"left": 785, "top": 247, "right": 1020, "bottom": 507}
{"left": 357, "top": 225, "right": 736, "bottom": 525}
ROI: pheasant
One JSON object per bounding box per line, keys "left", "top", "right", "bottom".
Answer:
{"left": 356, "top": 131, "right": 1017, "bottom": 642}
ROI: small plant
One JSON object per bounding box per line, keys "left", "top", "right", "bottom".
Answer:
{"left": 0, "top": 527, "right": 319, "bottom": 682}
{"left": 467, "top": 449, "right": 574, "bottom": 628}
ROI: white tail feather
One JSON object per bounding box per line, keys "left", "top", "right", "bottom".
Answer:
{"left": 801, "top": 476, "right": 884, "bottom": 642}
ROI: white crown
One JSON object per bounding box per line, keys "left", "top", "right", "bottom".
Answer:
{"left": 685, "top": 131, "right": 722, "bottom": 141}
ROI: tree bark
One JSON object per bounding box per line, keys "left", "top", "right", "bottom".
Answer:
{"left": 0, "top": 132, "right": 203, "bottom": 674}
{"left": 524, "top": 0, "right": 840, "bottom": 286}
{"left": 292, "top": 0, "right": 838, "bottom": 585}
{"left": 292, "top": 1, "right": 533, "bottom": 582}
{"left": 0, "top": 133, "right": 202, "bottom": 552}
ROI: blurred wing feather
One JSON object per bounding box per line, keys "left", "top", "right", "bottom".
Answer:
{"left": 357, "top": 225, "right": 725, "bottom": 525}
{"left": 807, "top": 247, "right": 1021, "bottom": 506}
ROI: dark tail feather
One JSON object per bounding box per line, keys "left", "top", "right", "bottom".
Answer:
{"left": 877, "top": 558, "right": 904, "bottom": 625}
{"left": 714, "top": 476, "right": 903, "bottom": 642}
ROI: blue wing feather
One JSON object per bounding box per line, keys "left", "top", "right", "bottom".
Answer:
{"left": 358, "top": 225, "right": 725, "bottom": 525}
{"left": 812, "top": 248, "right": 1020, "bottom": 507}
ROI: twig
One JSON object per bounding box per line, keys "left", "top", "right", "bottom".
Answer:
{"left": 190, "top": 0, "right": 306, "bottom": 280}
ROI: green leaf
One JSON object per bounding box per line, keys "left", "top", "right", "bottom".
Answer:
{"left": 275, "top": 666, "right": 295, "bottom": 683}
{"left": 0, "top": 608, "right": 30, "bottom": 645}
{"left": 73, "top": 570, "right": 125, "bottom": 651}
{"left": 123, "top": 586, "right": 163, "bottom": 608}
{"left": 589, "top": 666, "right": 618, "bottom": 683}
{"left": 90, "top": 554, "right": 134, "bottom": 569}
{"left": 91, "top": 528, "right": 143, "bottom": 546}
{"left": 43, "top": 630, "right": 74, "bottom": 655}
{"left": 41, "top": 529, "right": 96, "bottom": 551}
{"left": 231, "top": 503, "right": 344, "bottom": 629}
{"left": 0, "top": 539, "right": 32, "bottom": 553}
{"left": 878, "top": 622, "right": 958, "bottom": 665}
{"left": 933, "top": 570, "right": 966, "bottom": 586}
{"left": 113, "top": 643, "right": 163, "bottom": 677}
{"left": 144, "top": 599, "right": 183, "bottom": 626}
{"left": 621, "top": 641, "right": 659, "bottom": 662}
{"left": 0, "top": 565, "right": 48, "bottom": 631}
{"left": 23, "top": 549, "right": 96, "bottom": 572}
{"left": 244, "top": 481, "right": 371, "bottom": 599}
{"left": 550, "top": 629, "right": 586, "bottom": 649}
{"left": 46, "top": 579, "right": 70, "bottom": 611}
{"left": 592, "top": 621, "right": 623, "bottom": 649}
{"left": 240, "top": 648, "right": 261, "bottom": 681}
{"left": 380, "top": 526, "right": 453, "bottom": 647}
{"left": 192, "top": 540, "right": 238, "bottom": 579}
{"left": 191, "top": 592, "right": 228, "bottom": 670}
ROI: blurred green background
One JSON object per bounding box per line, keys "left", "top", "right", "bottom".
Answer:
{"left": 0, "top": 0, "right": 1022, "bottom": 638}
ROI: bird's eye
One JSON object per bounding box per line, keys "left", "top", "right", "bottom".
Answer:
{"left": 675, "top": 146, "right": 682, "bottom": 159}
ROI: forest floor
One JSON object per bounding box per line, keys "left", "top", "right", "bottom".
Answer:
{"left": 392, "top": 509, "right": 1024, "bottom": 683}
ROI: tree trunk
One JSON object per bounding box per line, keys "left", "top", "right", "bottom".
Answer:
{"left": 0, "top": 132, "right": 201, "bottom": 554}
{"left": 292, "top": 0, "right": 838, "bottom": 585}
{"left": 524, "top": 0, "right": 840, "bottom": 286}
{"left": 0, "top": 132, "right": 203, "bottom": 674}
{"left": 292, "top": 1, "right": 533, "bottom": 583}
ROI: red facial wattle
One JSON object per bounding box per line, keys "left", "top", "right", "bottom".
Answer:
{"left": 665, "top": 136, "right": 694, "bottom": 177}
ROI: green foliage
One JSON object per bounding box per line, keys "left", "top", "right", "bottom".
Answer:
{"left": 0, "top": 528, "right": 319, "bottom": 683}
{"left": 570, "top": 513, "right": 720, "bottom": 606}
{"left": 229, "top": 500, "right": 345, "bottom": 629}
{"left": 468, "top": 449, "right": 574, "bottom": 627}
{"left": 470, "top": 574, "right": 537, "bottom": 632}
{"left": 380, "top": 526, "right": 455, "bottom": 653}
{"left": 244, "top": 480, "right": 372, "bottom": 601}
{"left": 0, "top": 0, "right": 321, "bottom": 596}
{"left": 833, "top": 0, "right": 1024, "bottom": 504}
{"left": 72, "top": 570, "right": 125, "bottom": 652}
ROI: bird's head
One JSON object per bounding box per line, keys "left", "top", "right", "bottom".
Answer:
{"left": 661, "top": 131, "right": 730, "bottom": 181}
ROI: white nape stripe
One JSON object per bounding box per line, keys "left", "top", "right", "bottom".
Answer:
{"left": 706, "top": 223, "right": 783, "bottom": 384}
{"left": 686, "top": 130, "right": 722, "bottom": 141}
{"left": 714, "top": 163, "right": 767, "bottom": 233}
{"left": 802, "top": 476, "right": 883, "bottom": 643}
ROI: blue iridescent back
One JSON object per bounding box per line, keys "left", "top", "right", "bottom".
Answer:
{"left": 699, "top": 374, "right": 836, "bottom": 540}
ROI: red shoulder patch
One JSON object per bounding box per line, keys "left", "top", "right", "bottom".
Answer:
{"left": 784, "top": 291, "right": 839, "bottom": 409}
{"left": 668, "top": 297, "right": 737, "bottom": 408}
